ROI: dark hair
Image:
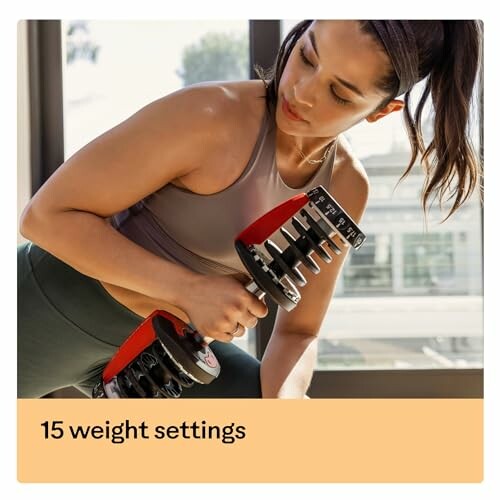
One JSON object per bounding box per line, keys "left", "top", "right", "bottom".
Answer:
{"left": 255, "top": 20, "right": 483, "bottom": 220}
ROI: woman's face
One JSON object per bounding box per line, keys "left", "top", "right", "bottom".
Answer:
{"left": 277, "top": 20, "right": 394, "bottom": 139}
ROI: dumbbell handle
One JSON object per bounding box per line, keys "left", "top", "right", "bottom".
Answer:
{"left": 245, "top": 280, "right": 266, "bottom": 300}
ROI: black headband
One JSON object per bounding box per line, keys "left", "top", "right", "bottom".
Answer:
{"left": 369, "top": 20, "right": 419, "bottom": 96}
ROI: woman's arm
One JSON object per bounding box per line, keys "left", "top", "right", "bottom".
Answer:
{"left": 20, "top": 86, "right": 226, "bottom": 299}
{"left": 260, "top": 142, "right": 369, "bottom": 398}
{"left": 19, "top": 85, "right": 268, "bottom": 338}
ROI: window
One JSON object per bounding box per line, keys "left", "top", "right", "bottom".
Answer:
{"left": 343, "top": 234, "right": 393, "bottom": 295}
{"left": 61, "top": 20, "right": 249, "bottom": 158}
{"left": 281, "top": 20, "right": 483, "bottom": 371}
{"left": 403, "top": 232, "right": 455, "bottom": 290}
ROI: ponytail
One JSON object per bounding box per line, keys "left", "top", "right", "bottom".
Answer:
{"left": 399, "top": 20, "right": 483, "bottom": 220}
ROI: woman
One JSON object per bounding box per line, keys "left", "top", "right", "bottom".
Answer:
{"left": 18, "top": 20, "right": 482, "bottom": 398}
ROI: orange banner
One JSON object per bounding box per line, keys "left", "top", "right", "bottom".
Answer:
{"left": 18, "top": 399, "right": 482, "bottom": 483}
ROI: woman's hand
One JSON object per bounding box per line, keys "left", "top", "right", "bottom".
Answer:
{"left": 178, "top": 274, "right": 268, "bottom": 342}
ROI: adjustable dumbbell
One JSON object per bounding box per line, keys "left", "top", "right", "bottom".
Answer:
{"left": 91, "top": 310, "right": 220, "bottom": 398}
{"left": 236, "top": 185, "right": 365, "bottom": 311}
{"left": 92, "top": 185, "right": 365, "bottom": 398}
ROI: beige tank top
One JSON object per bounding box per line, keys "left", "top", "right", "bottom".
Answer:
{"left": 111, "top": 103, "right": 337, "bottom": 277}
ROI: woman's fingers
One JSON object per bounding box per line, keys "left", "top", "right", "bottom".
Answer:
{"left": 231, "top": 324, "right": 245, "bottom": 338}
{"left": 247, "top": 296, "right": 269, "bottom": 319}
{"left": 238, "top": 310, "right": 259, "bottom": 329}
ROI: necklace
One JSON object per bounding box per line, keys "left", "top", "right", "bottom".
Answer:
{"left": 295, "top": 139, "right": 337, "bottom": 165}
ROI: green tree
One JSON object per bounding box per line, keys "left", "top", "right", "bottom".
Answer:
{"left": 177, "top": 32, "right": 249, "bottom": 85}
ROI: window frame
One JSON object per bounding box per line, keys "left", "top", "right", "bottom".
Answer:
{"left": 28, "top": 20, "right": 64, "bottom": 195}
{"left": 27, "top": 19, "right": 483, "bottom": 398}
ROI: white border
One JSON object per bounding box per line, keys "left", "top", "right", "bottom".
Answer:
{"left": 5, "top": 1, "right": 498, "bottom": 499}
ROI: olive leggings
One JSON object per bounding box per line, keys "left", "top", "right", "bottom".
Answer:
{"left": 17, "top": 242, "right": 261, "bottom": 398}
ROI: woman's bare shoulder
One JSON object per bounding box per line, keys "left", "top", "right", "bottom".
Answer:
{"left": 182, "top": 79, "right": 267, "bottom": 131}
{"left": 171, "top": 80, "right": 269, "bottom": 193}
{"left": 329, "top": 134, "right": 370, "bottom": 223}
{"left": 333, "top": 135, "right": 368, "bottom": 178}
